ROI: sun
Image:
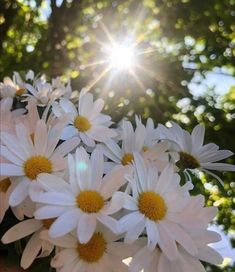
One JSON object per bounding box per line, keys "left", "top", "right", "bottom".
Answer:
{"left": 108, "top": 44, "right": 135, "bottom": 70}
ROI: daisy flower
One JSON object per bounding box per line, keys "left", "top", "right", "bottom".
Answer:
{"left": 102, "top": 120, "right": 171, "bottom": 174}
{"left": 52, "top": 92, "right": 117, "bottom": 147}
{"left": 130, "top": 193, "right": 222, "bottom": 271}
{"left": 0, "top": 72, "right": 26, "bottom": 98}
{"left": 157, "top": 122, "right": 235, "bottom": 181}
{"left": 42, "top": 225, "right": 139, "bottom": 272}
{"left": 113, "top": 153, "right": 196, "bottom": 261}
{"left": 0, "top": 119, "right": 79, "bottom": 206}
{"left": 1, "top": 218, "right": 56, "bottom": 269}
{"left": 24, "top": 76, "right": 67, "bottom": 106}
{"left": 135, "top": 116, "right": 159, "bottom": 149}
{"left": 32, "top": 147, "right": 124, "bottom": 243}
{"left": 130, "top": 229, "right": 222, "bottom": 272}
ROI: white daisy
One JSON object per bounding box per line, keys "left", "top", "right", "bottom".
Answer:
{"left": 32, "top": 147, "right": 124, "bottom": 243}
{"left": 130, "top": 193, "right": 222, "bottom": 271}
{"left": 0, "top": 119, "right": 79, "bottom": 206}
{"left": 23, "top": 76, "right": 67, "bottom": 106}
{"left": 112, "top": 153, "right": 196, "bottom": 261}
{"left": 0, "top": 72, "right": 26, "bottom": 98}
{"left": 130, "top": 229, "right": 223, "bottom": 272}
{"left": 42, "top": 226, "right": 139, "bottom": 272}
{"left": 1, "top": 218, "right": 55, "bottom": 269}
{"left": 102, "top": 120, "right": 171, "bottom": 174}
{"left": 157, "top": 122, "right": 235, "bottom": 181}
{"left": 135, "top": 116, "right": 159, "bottom": 149}
{"left": 52, "top": 92, "right": 117, "bottom": 147}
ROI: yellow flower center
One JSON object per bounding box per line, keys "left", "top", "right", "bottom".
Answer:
{"left": 76, "top": 190, "right": 104, "bottom": 213}
{"left": 121, "top": 153, "right": 134, "bottom": 166}
{"left": 0, "top": 178, "right": 11, "bottom": 193}
{"left": 179, "top": 152, "right": 200, "bottom": 169}
{"left": 74, "top": 115, "right": 91, "bottom": 132}
{"left": 16, "top": 88, "right": 26, "bottom": 96}
{"left": 77, "top": 233, "right": 106, "bottom": 263}
{"left": 42, "top": 218, "right": 56, "bottom": 229}
{"left": 24, "top": 156, "right": 52, "bottom": 180}
{"left": 138, "top": 191, "right": 167, "bottom": 221}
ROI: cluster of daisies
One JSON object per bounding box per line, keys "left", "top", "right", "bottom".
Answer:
{"left": 0, "top": 71, "right": 235, "bottom": 272}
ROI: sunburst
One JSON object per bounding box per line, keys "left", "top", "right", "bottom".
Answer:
{"left": 80, "top": 21, "right": 157, "bottom": 93}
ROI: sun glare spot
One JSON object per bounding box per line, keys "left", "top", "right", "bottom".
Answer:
{"left": 76, "top": 161, "right": 88, "bottom": 171}
{"left": 108, "top": 45, "right": 135, "bottom": 70}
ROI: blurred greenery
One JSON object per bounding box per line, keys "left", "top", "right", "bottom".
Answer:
{"left": 0, "top": 0, "right": 235, "bottom": 271}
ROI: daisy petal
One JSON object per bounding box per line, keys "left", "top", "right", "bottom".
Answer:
{"left": 146, "top": 219, "right": 159, "bottom": 250}
{"left": 34, "top": 205, "right": 69, "bottom": 219}
{"left": 77, "top": 213, "right": 96, "bottom": 243}
{"left": 97, "top": 214, "right": 119, "bottom": 233}
{"left": 9, "top": 179, "right": 29, "bottom": 206}
{"left": 158, "top": 222, "right": 178, "bottom": 261}
{"left": 1, "top": 219, "right": 42, "bottom": 244}
{"left": 20, "top": 231, "right": 42, "bottom": 269}
{"left": 0, "top": 163, "right": 23, "bottom": 176}
{"left": 49, "top": 209, "right": 79, "bottom": 238}
{"left": 34, "top": 120, "right": 48, "bottom": 155}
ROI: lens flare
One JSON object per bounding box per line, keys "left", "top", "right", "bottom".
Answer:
{"left": 108, "top": 45, "right": 135, "bottom": 70}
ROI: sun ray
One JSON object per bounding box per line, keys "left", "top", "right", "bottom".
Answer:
{"left": 128, "top": 68, "right": 146, "bottom": 91}
{"left": 80, "top": 60, "right": 109, "bottom": 70}
{"left": 83, "top": 66, "right": 111, "bottom": 93}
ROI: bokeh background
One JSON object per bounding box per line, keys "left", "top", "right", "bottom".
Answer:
{"left": 0, "top": 0, "right": 235, "bottom": 271}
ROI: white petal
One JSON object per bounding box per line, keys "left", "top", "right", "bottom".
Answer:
{"left": 32, "top": 191, "right": 75, "bottom": 206}
{"left": 100, "top": 165, "right": 129, "bottom": 199}
{"left": 133, "top": 152, "right": 147, "bottom": 192}
{"left": 80, "top": 132, "right": 95, "bottom": 147}
{"left": 1, "top": 219, "right": 42, "bottom": 244}
{"left": 156, "top": 165, "right": 174, "bottom": 195}
{"left": 77, "top": 213, "right": 96, "bottom": 243}
{"left": 201, "top": 162, "right": 235, "bottom": 171}
{"left": 0, "top": 163, "right": 23, "bottom": 176}
{"left": 40, "top": 230, "right": 76, "bottom": 248}
{"left": 192, "top": 124, "right": 205, "bottom": 151}
{"left": 119, "top": 212, "right": 144, "bottom": 233}
{"left": 146, "top": 219, "right": 159, "bottom": 250}
{"left": 49, "top": 209, "right": 79, "bottom": 238}
{"left": 134, "top": 124, "right": 145, "bottom": 152}
{"left": 60, "top": 98, "right": 78, "bottom": 116}
{"left": 197, "top": 245, "right": 223, "bottom": 265}
{"left": 34, "top": 120, "right": 48, "bottom": 155}
{"left": 97, "top": 213, "right": 119, "bottom": 233}
{"left": 0, "top": 145, "right": 23, "bottom": 165}
{"left": 61, "top": 126, "right": 78, "bottom": 140}
{"left": 125, "top": 217, "right": 146, "bottom": 244}
{"left": 51, "top": 248, "right": 78, "bottom": 268}
{"left": 90, "top": 147, "right": 103, "bottom": 189}
{"left": 34, "top": 205, "right": 69, "bottom": 219}
{"left": 163, "top": 220, "right": 198, "bottom": 256}
{"left": 9, "top": 179, "right": 29, "bottom": 206}
{"left": 158, "top": 222, "right": 178, "bottom": 261}
{"left": 20, "top": 230, "right": 42, "bottom": 269}
{"left": 37, "top": 173, "right": 72, "bottom": 194}
{"left": 53, "top": 137, "right": 80, "bottom": 156}
{"left": 105, "top": 139, "right": 122, "bottom": 159}
{"left": 199, "top": 150, "right": 233, "bottom": 163}
{"left": 75, "top": 146, "right": 91, "bottom": 190}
